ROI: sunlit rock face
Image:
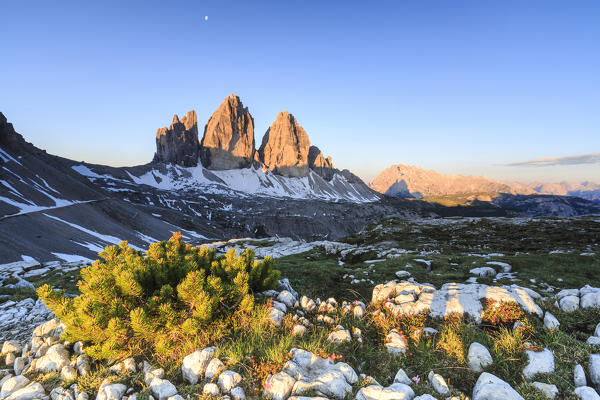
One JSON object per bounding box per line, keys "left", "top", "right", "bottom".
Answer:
{"left": 308, "top": 145, "right": 334, "bottom": 181}
{"left": 258, "top": 111, "right": 310, "bottom": 178}
{"left": 154, "top": 111, "right": 199, "bottom": 167}
{"left": 200, "top": 94, "right": 255, "bottom": 170}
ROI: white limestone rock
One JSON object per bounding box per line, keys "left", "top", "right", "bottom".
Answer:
{"left": 523, "top": 348, "right": 555, "bottom": 380}
{"left": 532, "top": 382, "right": 558, "bottom": 399}
{"left": 385, "top": 329, "right": 407, "bottom": 355}
{"left": 270, "top": 308, "right": 285, "bottom": 327}
{"left": 543, "top": 312, "right": 560, "bottom": 331}
{"left": 393, "top": 369, "right": 413, "bottom": 386}
{"left": 355, "top": 383, "right": 414, "bottom": 400}
{"left": 428, "top": 371, "right": 449, "bottom": 395}
{"left": 230, "top": 387, "right": 245, "bottom": 400}
{"left": 575, "top": 364, "right": 587, "bottom": 387}
{"left": 278, "top": 291, "right": 297, "bottom": 308}
{"left": 5, "top": 382, "right": 45, "bottom": 400}
{"left": 263, "top": 372, "right": 295, "bottom": 400}
{"left": 205, "top": 358, "right": 226, "bottom": 380}
{"left": 472, "top": 372, "right": 524, "bottom": 400}
{"left": 217, "top": 371, "right": 242, "bottom": 393}
{"left": 149, "top": 378, "right": 177, "bottom": 400}
{"left": 468, "top": 342, "right": 493, "bottom": 373}
{"left": 0, "top": 375, "right": 30, "bottom": 399}
{"left": 1, "top": 342, "right": 21, "bottom": 356}
{"left": 36, "top": 343, "right": 70, "bottom": 372}
{"left": 292, "top": 325, "right": 307, "bottom": 336}
{"left": 590, "top": 354, "right": 600, "bottom": 388}
{"left": 327, "top": 328, "right": 351, "bottom": 344}
{"left": 96, "top": 383, "right": 126, "bottom": 400}
{"left": 202, "top": 383, "right": 220, "bottom": 396}
{"left": 574, "top": 387, "right": 600, "bottom": 400}
{"left": 61, "top": 365, "right": 77, "bottom": 381}
{"left": 559, "top": 296, "right": 580, "bottom": 312}
{"left": 181, "top": 347, "right": 215, "bottom": 384}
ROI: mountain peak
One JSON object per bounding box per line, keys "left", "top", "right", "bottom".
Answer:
{"left": 153, "top": 110, "right": 199, "bottom": 167}
{"left": 258, "top": 111, "right": 310, "bottom": 177}
{"left": 200, "top": 95, "right": 255, "bottom": 170}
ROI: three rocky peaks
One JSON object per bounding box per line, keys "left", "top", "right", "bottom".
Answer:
{"left": 153, "top": 94, "right": 335, "bottom": 180}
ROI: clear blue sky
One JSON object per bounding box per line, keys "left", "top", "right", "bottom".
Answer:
{"left": 2, "top": 0, "right": 599, "bottom": 183}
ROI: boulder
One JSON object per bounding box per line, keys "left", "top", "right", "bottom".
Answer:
{"left": 200, "top": 94, "right": 255, "bottom": 170}
{"left": 61, "top": 365, "right": 77, "bottom": 381}
{"left": 270, "top": 308, "right": 285, "bottom": 327}
{"left": 277, "top": 291, "right": 297, "bottom": 308}
{"left": 32, "top": 319, "right": 64, "bottom": 339}
{"left": 559, "top": 296, "right": 580, "bottom": 312}
{"left": 327, "top": 328, "right": 351, "bottom": 344}
{"left": 181, "top": 347, "right": 215, "bottom": 384}
{"left": 523, "top": 348, "right": 555, "bottom": 380}
{"left": 292, "top": 325, "right": 307, "bottom": 336}
{"left": 13, "top": 357, "right": 26, "bottom": 376}
{"left": 468, "top": 342, "right": 493, "bottom": 372}
{"left": 50, "top": 386, "right": 74, "bottom": 400}
{"left": 472, "top": 372, "right": 524, "bottom": 400}
{"left": 230, "top": 387, "right": 245, "bottom": 400}
{"left": 258, "top": 111, "right": 310, "bottom": 177}
{"left": 154, "top": 111, "right": 199, "bottom": 167}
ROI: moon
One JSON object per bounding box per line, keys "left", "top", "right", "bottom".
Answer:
{"left": 204, "top": 16, "right": 208, "bottom": 21}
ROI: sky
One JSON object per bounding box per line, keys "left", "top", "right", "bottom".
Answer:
{"left": 1, "top": 0, "right": 599, "bottom": 183}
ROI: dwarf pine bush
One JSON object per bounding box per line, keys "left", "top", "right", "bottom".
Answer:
{"left": 38, "top": 232, "right": 280, "bottom": 359}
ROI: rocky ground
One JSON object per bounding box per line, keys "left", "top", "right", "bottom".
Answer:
{"left": 1, "top": 215, "right": 600, "bottom": 399}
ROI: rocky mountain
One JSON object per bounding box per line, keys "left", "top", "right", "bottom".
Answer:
{"left": 258, "top": 111, "right": 310, "bottom": 177}
{"left": 201, "top": 94, "right": 255, "bottom": 170}
{"left": 2, "top": 96, "right": 599, "bottom": 264}
{"left": 370, "top": 164, "right": 600, "bottom": 202}
{"left": 153, "top": 111, "right": 198, "bottom": 167}
{"left": 370, "top": 164, "right": 531, "bottom": 198}
{"left": 308, "top": 146, "right": 334, "bottom": 181}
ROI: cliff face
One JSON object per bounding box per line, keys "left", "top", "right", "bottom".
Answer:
{"left": 258, "top": 111, "right": 310, "bottom": 177}
{"left": 153, "top": 111, "right": 199, "bottom": 167}
{"left": 308, "top": 145, "right": 334, "bottom": 181}
{"left": 200, "top": 94, "right": 255, "bottom": 170}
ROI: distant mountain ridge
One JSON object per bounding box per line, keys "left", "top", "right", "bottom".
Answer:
{"left": 369, "top": 164, "right": 600, "bottom": 201}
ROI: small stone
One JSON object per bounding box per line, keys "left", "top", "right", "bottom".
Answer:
{"left": 96, "top": 383, "right": 127, "bottom": 400}
{"left": 263, "top": 372, "right": 295, "bottom": 400}
{"left": 590, "top": 354, "right": 600, "bottom": 388}
{"left": 277, "top": 291, "right": 296, "bottom": 308}
{"left": 468, "top": 342, "right": 493, "bottom": 372}
{"left": 0, "top": 375, "right": 30, "bottom": 399}
{"left": 385, "top": 329, "right": 407, "bottom": 354}
{"left": 202, "top": 383, "right": 220, "bottom": 396}
{"left": 5, "top": 382, "right": 45, "bottom": 400}
{"left": 50, "top": 386, "right": 75, "bottom": 400}
{"left": 205, "top": 358, "right": 226, "bottom": 380}
{"left": 575, "top": 364, "right": 587, "bottom": 387}
{"left": 269, "top": 308, "right": 285, "bottom": 327}
{"left": 292, "top": 325, "right": 307, "bottom": 336}
{"left": 574, "top": 386, "right": 600, "bottom": 400}
{"left": 355, "top": 383, "right": 414, "bottom": 400}
{"left": 1, "top": 342, "right": 21, "bottom": 356}
{"left": 61, "top": 366, "right": 77, "bottom": 381}
{"left": 5, "top": 353, "right": 15, "bottom": 367}
{"left": 473, "top": 372, "right": 524, "bottom": 400}
{"left": 532, "top": 382, "right": 558, "bottom": 399}
{"left": 393, "top": 368, "right": 412, "bottom": 385}
{"left": 73, "top": 342, "right": 84, "bottom": 355}
{"left": 230, "top": 387, "right": 245, "bottom": 400}
{"left": 181, "top": 347, "right": 215, "bottom": 384}
{"left": 543, "top": 312, "right": 560, "bottom": 331}
{"left": 523, "top": 348, "right": 555, "bottom": 380}
{"left": 13, "top": 357, "right": 27, "bottom": 376}
{"left": 327, "top": 328, "right": 351, "bottom": 344}
{"left": 428, "top": 370, "right": 449, "bottom": 395}
{"left": 149, "top": 378, "right": 177, "bottom": 400}
{"left": 217, "top": 370, "right": 242, "bottom": 393}
{"left": 36, "top": 343, "right": 70, "bottom": 372}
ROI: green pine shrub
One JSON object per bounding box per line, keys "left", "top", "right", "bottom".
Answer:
{"left": 38, "top": 232, "right": 280, "bottom": 360}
